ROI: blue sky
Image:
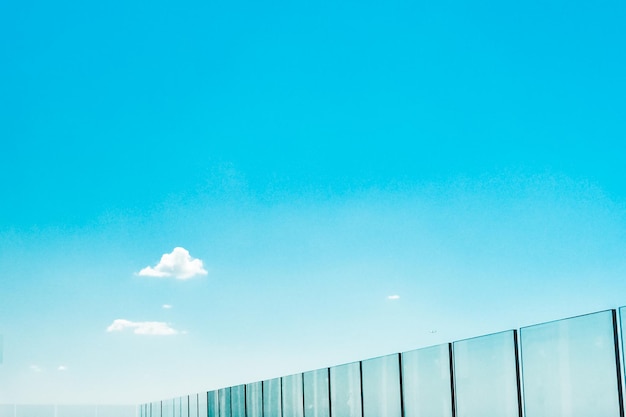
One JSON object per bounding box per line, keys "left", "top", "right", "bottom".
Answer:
{"left": 1, "top": 0, "right": 625, "bottom": 405}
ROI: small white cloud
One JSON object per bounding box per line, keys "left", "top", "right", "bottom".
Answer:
{"left": 387, "top": 295, "right": 400, "bottom": 300}
{"left": 58, "top": 365, "right": 67, "bottom": 371}
{"left": 162, "top": 304, "right": 173, "bottom": 309}
{"left": 30, "top": 365, "right": 42, "bottom": 372}
{"left": 106, "top": 319, "right": 178, "bottom": 335}
{"left": 138, "top": 247, "right": 207, "bottom": 280}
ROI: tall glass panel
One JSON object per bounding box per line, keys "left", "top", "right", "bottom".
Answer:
{"left": 362, "top": 354, "right": 401, "bottom": 417}
{"left": 303, "top": 368, "right": 330, "bottom": 417}
{"left": 232, "top": 384, "right": 246, "bottom": 417}
{"left": 282, "top": 373, "right": 304, "bottom": 417}
{"left": 453, "top": 330, "right": 520, "bottom": 417}
{"left": 174, "top": 397, "right": 181, "bottom": 417}
{"left": 190, "top": 394, "right": 199, "bottom": 417}
{"left": 153, "top": 401, "right": 162, "bottom": 417}
{"left": 219, "top": 388, "right": 232, "bottom": 417}
{"left": 199, "top": 392, "right": 208, "bottom": 417}
{"left": 264, "top": 377, "right": 282, "bottom": 417}
{"left": 184, "top": 395, "right": 191, "bottom": 417}
{"left": 208, "top": 391, "right": 219, "bottom": 417}
{"left": 401, "top": 344, "right": 453, "bottom": 417}
{"left": 330, "top": 362, "right": 362, "bottom": 417}
{"left": 163, "top": 399, "right": 174, "bottom": 417}
{"left": 521, "top": 310, "right": 621, "bottom": 417}
{"left": 246, "top": 381, "right": 263, "bottom": 417}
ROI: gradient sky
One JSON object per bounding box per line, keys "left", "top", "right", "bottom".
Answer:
{"left": 1, "top": 0, "right": 625, "bottom": 406}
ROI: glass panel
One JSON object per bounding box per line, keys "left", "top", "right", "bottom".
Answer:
{"left": 163, "top": 399, "right": 174, "bottom": 417}
{"left": 282, "top": 373, "right": 304, "bottom": 417}
{"left": 264, "top": 377, "right": 282, "bottom": 417}
{"left": 246, "top": 381, "right": 263, "bottom": 417}
{"left": 208, "top": 390, "right": 219, "bottom": 417}
{"left": 521, "top": 310, "right": 621, "bottom": 417}
{"left": 303, "top": 368, "right": 330, "bottom": 417}
{"left": 154, "top": 401, "right": 162, "bottom": 417}
{"left": 190, "top": 393, "right": 199, "bottom": 417}
{"left": 401, "top": 344, "right": 453, "bottom": 417}
{"left": 362, "top": 354, "right": 401, "bottom": 417}
{"left": 231, "top": 384, "right": 246, "bottom": 417}
{"left": 174, "top": 397, "right": 181, "bottom": 417}
{"left": 219, "top": 388, "right": 232, "bottom": 417}
{"left": 330, "top": 362, "right": 362, "bottom": 417}
{"left": 453, "top": 330, "right": 520, "bottom": 417}
{"left": 180, "top": 395, "right": 190, "bottom": 417}
{"left": 199, "top": 392, "right": 208, "bottom": 417}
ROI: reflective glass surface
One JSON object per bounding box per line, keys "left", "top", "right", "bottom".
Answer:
{"left": 362, "top": 354, "right": 401, "bottom": 417}
{"left": 0, "top": 405, "right": 12, "bottom": 417}
{"left": 303, "top": 369, "right": 330, "bottom": 417}
{"left": 453, "top": 330, "right": 520, "bottom": 417}
{"left": 246, "top": 381, "right": 263, "bottom": 417}
{"left": 401, "top": 344, "right": 452, "bottom": 417}
{"left": 95, "top": 406, "right": 137, "bottom": 417}
{"left": 521, "top": 310, "right": 621, "bottom": 417}
{"left": 231, "top": 384, "right": 246, "bottom": 417}
{"left": 208, "top": 390, "right": 219, "bottom": 417}
{"left": 330, "top": 362, "right": 362, "bottom": 417}
{"left": 282, "top": 373, "right": 304, "bottom": 417}
{"left": 219, "top": 388, "right": 232, "bottom": 417}
{"left": 199, "top": 392, "right": 208, "bottom": 417}
{"left": 163, "top": 399, "right": 174, "bottom": 417}
{"left": 190, "top": 393, "right": 199, "bottom": 417}
{"left": 264, "top": 377, "right": 282, "bottom": 417}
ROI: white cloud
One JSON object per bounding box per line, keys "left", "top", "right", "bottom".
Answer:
{"left": 30, "top": 365, "right": 42, "bottom": 372}
{"left": 162, "top": 304, "right": 173, "bottom": 309}
{"left": 106, "top": 319, "right": 178, "bottom": 335}
{"left": 387, "top": 295, "right": 400, "bottom": 300}
{"left": 138, "top": 247, "right": 207, "bottom": 279}
{"left": 58, "top": 365, "right": 67, "bottom": 371}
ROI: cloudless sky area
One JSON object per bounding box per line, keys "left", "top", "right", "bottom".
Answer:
{"left": 1, "top": 0, "right": 625, "bottom": 405}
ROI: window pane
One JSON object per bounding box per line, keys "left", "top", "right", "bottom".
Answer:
{"left": 246, "top": 382, "right": 263, "bottom": 417}
{"left": 263, "top": 378, "right": 282, "bottom": 417}
{"left": 231, "top": 385, "right": 246, "bottom": 417}
{"left": 401, "top": 344, "right": 452, "bottom": 417}
{"left": 15, "top": 405, "right": 55, "bottom": 417}
{"left": 208, "top": 391, "right": 219, "bottom": 417}
{"left": 521, "top": 310, "right": 621, "bottom": 417}
{"left": 282, "top": 373, "right": 304, "bottom": 417}
{"left": 219, "top": 388, "right": 231, "bottom": 417}
{"left": 453, "top": 330, "right": 520, "bottom": 417}
{"left": 303, "top": 369, "right": 330, "bottom": 417}
{"left": 362, "top": 354, "right": 401, "bottom": 417}
{"left": 330, "top": 362, "right": 362, "bottom": 417}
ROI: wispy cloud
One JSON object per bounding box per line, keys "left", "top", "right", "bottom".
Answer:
{"left": 58, "top": 365, "right": 68, "bottom": 371}
{"left": 138, "top": 247, "right": 207, "bottom": 279}
{"left": 106, "top": 319, "right": 178, "bottom": 335}
{"left": 387, "top": 295, "right": 400, "bottom": 300}
{"left": 162, "top": 304, "right": 173, "bottom": 309}
{"left": 30, "top": 365, "right": 42, "bottom": 372}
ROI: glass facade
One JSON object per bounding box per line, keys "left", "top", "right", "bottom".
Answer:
{"left": 131, "top": 306, "right": 626, "bottom": 417}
